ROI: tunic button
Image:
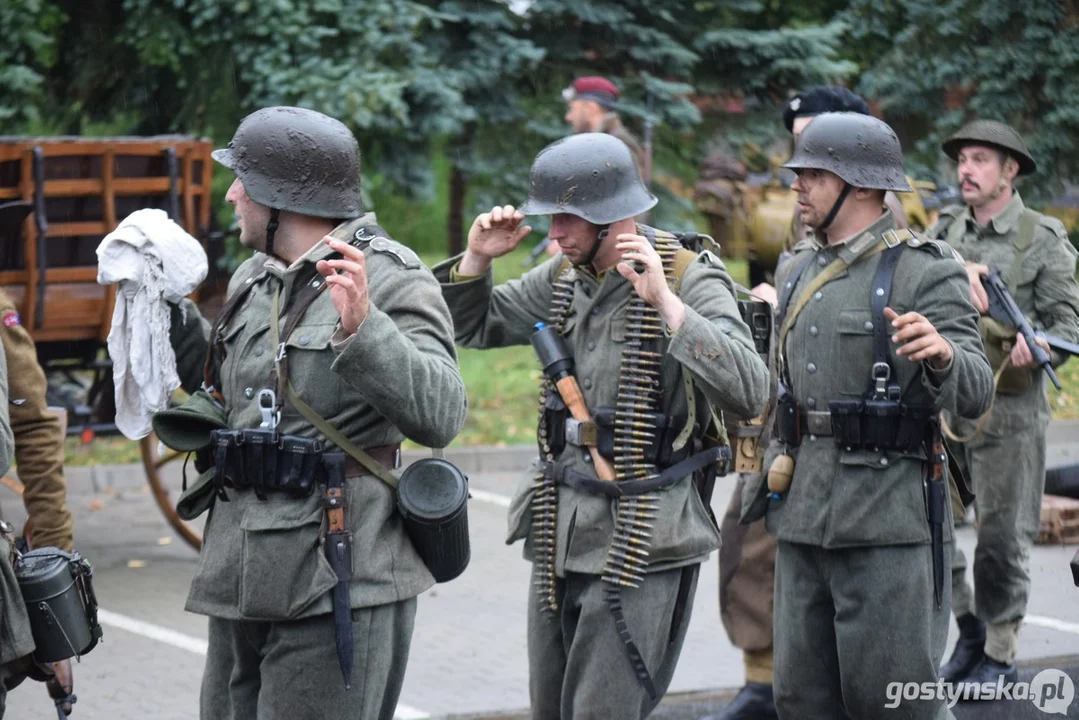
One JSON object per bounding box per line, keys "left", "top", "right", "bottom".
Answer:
{"left": 806, "top": 397, "right": 816, "bottom": 408}
{"left": 817, "top": 256, "right": 827, "bottom": 267}
{"left": 583, "top": 451, "right": 592, "bottom": 463}
{"left": 300, "top": 335, "right": 310, "bottom": 346}
{"left": 587, "top": 341, "right": 596, "bottom": 351}
{"left": 809, "top": 434, "right": 817, "bottom": 442}
{"left": 864, "top": 321, "right": 874, "bottom": 332}
{"left": 244, "top": 387, "right": 254, "bottom": 399}
{"left": 814, "top": 291, "right": 823, "bottom": 301}
{"left": 254, "top": 347, "right": 264, "bottom": 357}
{"left": 807, "top": 363, "right": 817, "bottom": 373}
{"left": 809, "top": 326, "right": 819, "bottom": 336}
{"left": 875, "top": 288, "right": 885, "bottom": 297}
{"left": 879, "top": 457, "right": 889, "bottom": 466}
{"left": 584, "top": 378, "right": 593, "bottom": 389}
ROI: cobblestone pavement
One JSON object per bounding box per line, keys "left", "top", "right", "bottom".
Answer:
{"left": 2, "top": 432, "right": 1078, "bottom": 719}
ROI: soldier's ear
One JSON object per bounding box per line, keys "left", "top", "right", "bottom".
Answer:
{"left": 1002, "top": 156, "right": 1020, "bottom": 183}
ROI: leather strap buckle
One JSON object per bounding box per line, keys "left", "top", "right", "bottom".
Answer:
{"left": 565, "top": 418, "right": 598, "bottom": 447}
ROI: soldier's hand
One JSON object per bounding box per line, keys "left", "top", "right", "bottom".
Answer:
{"left": 466, "top": 205, "right": 533, "bottom": 261}
{"left": 965, "top": 262, "right": 990, "bottom": 313}
{"left": 884, "top": 307, "right": 953, "bottom": 370}
{"left": 616, "top": 234, "right": 686, "bottom": 330}
{"left": 1010, "top": 331, "right": 1051, "bottom": 369}
{"left": 751, "top": 283, "right": 778, "bottom": 308}
{"left": 317, "top": 237, "right": 370, "bottom": 336}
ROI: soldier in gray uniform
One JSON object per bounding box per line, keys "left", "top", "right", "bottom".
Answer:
{"left": 433, "top": 133, "right": 770, "bottom": 719}
{"left": 157, "top": 106, "right": 467, "bottom": 720}
{"left": 929, "top": 120, "right": 1079, "bottom": 692}
{"left": 742, "top": 112, "right": 994, "bottom": 719}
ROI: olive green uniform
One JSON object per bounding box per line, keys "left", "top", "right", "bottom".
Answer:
{"left": 928, "top": 193, "right": 1079, "bottom": 664}
{"left": 169, "top": 214, "right": 467, "bottom": 720}
{"left": 434, "top": 235, "right": 770, "bottom": 719}
{"left": 0, "top": 292, "right": 74, "bottom": 552}
{"left": 744, "top": 211, "right": 994, "bottom": 718}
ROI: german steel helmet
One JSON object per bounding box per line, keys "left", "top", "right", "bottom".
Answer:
{"left": 519, "top": 133, "right": 657, "bottom": 224}
{"left": 782, "top": 112, "right": 912, "bottom": 192}
{"left": 212, "top": 106, "right": 363, "bottom": 218}
{"left": 941, "top": 120, "right": 1037, "bottom": 176}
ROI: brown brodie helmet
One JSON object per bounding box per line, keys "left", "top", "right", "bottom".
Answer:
{"left": 941, "top": 119, "right": 1037, "bottom": 176}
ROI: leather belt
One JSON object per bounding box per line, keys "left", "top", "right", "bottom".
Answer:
{"left": 803, "top": 410, "right": 834, "bottom": 437}
{"left": 344, "top": 444, "right": 401, "bottom": 477}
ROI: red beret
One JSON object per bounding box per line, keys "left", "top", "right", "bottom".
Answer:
{"left": 563, "top": 76, "right": 619, "bottom": 106}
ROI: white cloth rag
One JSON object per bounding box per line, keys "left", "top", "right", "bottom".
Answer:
{"left": 96, "top": 209, "right": 207, "bottom": 439}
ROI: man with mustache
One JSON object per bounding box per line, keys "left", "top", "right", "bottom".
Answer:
{"left": 929, "top": 120, "right": 1079, "bottom": 694}
{"left": 742, "top": 111, "right": 993, "bottom": 718}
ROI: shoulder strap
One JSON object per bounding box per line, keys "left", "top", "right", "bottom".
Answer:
{"left": 776, "top": 253, "right": 815, "bottom": 329}
{"left": 202, "top": 273, "right": 264, "bottom": 401}
{"left": 869, "top": 243, "right": 906, "bottom": 399}
{"left": 1006, "top": 209, "right": 1039, "bottom": 294}
{"left": 778, "top": 237, "right": 899, "bottom": 376}
{"left": 671, "top": 248, "right": 698, "bottom": 295}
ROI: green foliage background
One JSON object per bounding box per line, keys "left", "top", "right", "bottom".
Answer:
{"left": 6, "top": 0, "right": 1079, "bottom": 458}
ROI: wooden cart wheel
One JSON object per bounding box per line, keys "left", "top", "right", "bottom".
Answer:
{"left": 140, "top": 434, "right": 202, "bottom": 551}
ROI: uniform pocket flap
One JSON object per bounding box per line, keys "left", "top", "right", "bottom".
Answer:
{"left": 284, "top": 322, "right": 337, "bottom": 350}
{"left": 836, "top": 310, "right": 874, "bottom": 335}
{"left": 240, "top": 502, "right": 338, "bottom": 620}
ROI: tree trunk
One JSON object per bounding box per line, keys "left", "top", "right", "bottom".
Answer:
{"left": 448, "top": 162, "right": 466, "bottom": 256}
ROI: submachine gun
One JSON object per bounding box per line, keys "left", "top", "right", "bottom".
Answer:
{"left": 982, "top": 268, "right": 1079, "bottom": 390}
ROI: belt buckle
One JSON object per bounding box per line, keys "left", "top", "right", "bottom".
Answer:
{"left": 565, "top": 418, "right": 583, "bottom": 446}
{"left": 805, "top": 412, "right": 832, "bottom": 437}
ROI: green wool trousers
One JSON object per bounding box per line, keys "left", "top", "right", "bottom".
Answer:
{"left": 774, "top": 541, "right": 954, "bottom": 720}
{"left": 200, "top": 598, "right": 416, "bottom": 720}
{"left": 527, "top": 566, "right": 698, "bottom": 719}
{"left": 950, "top": 414, "right": 1046, "bottom": 664}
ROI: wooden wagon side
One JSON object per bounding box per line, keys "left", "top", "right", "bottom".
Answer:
{"left": 0, "top": 136, "right": 222, "bottom": 551}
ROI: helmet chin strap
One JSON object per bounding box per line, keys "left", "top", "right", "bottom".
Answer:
{"left": 818, "top": 183, "right": 852, "bottom": 232}
{"left": 576, "top": 224, "right": 609, "bottom": 269}
{"left": 265, "top": 208, "right": 280, "bottom": 258}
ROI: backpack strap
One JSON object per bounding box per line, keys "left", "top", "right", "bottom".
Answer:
{"left": 1006, "top": 209, "right": 1039, "bottom": 294}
